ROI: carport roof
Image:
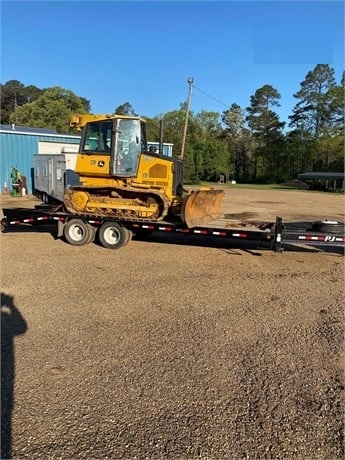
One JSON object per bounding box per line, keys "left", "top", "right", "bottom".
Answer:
{"left": 297, "top": 172, "right": 345, "bottom": 180}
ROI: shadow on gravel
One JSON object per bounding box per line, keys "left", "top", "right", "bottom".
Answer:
{"left": 281, "top": 243, "right": 344, "bottom": 256}
{"left": 133, "top": 233, "right": 344, "bottom": 255}
{"left": 1, "top": 223, "right": 58, "bottom": 238}
{"left": 1, "top": 294, "right": 28, "bottom": 459}
{"left": 133, "top": 232, "right": 273, "bottom": 253}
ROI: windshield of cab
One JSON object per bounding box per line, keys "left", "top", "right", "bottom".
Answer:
{"left": 113, "top": 119, "right": 141, "bottom": 175}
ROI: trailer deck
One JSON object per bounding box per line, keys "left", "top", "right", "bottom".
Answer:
{"left": 1, "top": 205, "right": 344, "bottom": 253}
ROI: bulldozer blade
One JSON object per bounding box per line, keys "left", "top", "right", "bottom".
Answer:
{"left": 181, "top": 189, "right": 225, "bottom": 228}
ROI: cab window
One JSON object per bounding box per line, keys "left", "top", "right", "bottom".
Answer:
{"left": 82, "top": 121, "right": 112, "bottom": 153}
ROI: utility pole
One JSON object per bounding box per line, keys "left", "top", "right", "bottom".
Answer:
{"left": 180, "top": 77, "right": 193, "bottom": 160}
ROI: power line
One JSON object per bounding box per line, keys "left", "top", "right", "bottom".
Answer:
{"left": 193, "top": 84, "right": 229, "bottom": 109}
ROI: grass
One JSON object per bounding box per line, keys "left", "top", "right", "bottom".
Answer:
{"left": 198, "top": 182, "right": 344, "bottom": 193}
{"left": 200, "top": 182, "right": 303, "bottom": 191}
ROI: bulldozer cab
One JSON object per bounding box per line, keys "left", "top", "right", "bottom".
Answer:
{"left": 80, "top": 117, "right": 147, "bottom": 177}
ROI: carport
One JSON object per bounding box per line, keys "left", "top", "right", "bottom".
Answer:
{"left": 297, "top": 172, "right": 345, "bottom": 192}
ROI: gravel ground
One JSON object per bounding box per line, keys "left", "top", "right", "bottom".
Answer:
{"left": 1, "top": 188, "right": 344, "bottom": 459}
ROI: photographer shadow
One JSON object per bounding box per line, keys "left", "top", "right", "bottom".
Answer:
{"left": 1, "top": 293, "right": 28, "bottom": 459}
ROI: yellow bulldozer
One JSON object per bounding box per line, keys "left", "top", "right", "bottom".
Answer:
{"left": 64, "top": 113, "right": 224, "bottom": 228}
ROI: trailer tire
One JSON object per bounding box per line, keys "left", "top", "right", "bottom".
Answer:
{"left": 98, "top": 222, "right": 130, "bottom": 249}
{"left": 311, "top": 220, "right": 344, "bottom": 234}
{"left": 86, "top": 224, "right": 96, "bottom": 244}
{"left": 125, "top": 229, "right": 133, "bottom": 245}
{"left": 64, "top": 219, "right": 93, "bottom": 246}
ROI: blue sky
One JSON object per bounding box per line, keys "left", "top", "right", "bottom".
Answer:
{"left": 1, "top": 1, "right": 344, "bottom": 126}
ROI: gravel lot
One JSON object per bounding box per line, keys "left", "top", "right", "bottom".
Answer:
{"left": 1, "top": 188, "right": 344, "bottom": 459}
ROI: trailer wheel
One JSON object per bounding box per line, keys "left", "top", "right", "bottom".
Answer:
{"left": 98, "top": 222, "right": 131, "bottom": 249}
{"left": 64, "top": 219, "right": 93, "bottom": 246}
{"left": 311, "top": 220, "right": 344, "bottom": 234}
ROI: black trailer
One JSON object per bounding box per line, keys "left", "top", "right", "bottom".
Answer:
{"left": 1, "top": 205, "right": 344, "bottom": 253}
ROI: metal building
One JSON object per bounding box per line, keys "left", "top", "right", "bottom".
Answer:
{"left": 147, "top": 142, "right": 173, "bottom": 157}
{"left": 0, "top": 125, "right": 80, "bottom": 194}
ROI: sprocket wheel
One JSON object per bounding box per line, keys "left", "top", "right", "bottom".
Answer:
{"left": 65, "top": 189, "right": 89, "bottom": 212}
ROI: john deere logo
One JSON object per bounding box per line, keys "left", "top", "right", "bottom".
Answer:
{"left": 98, "top": 161, "right": 105, "bottom": 167}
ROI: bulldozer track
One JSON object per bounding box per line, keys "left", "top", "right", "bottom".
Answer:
{"left": 64, "top": 186, "right": 170, "bottom": 221}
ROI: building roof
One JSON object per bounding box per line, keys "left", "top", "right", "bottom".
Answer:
{"left": 0, "top": 124, "right": 58, "bottom": 134}
{"left": 297, "top": 172, "right": 345, "bottom": 181}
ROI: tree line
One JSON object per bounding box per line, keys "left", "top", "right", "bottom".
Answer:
{"left": 1, "top": 64, "right": 344, "bottom": 184}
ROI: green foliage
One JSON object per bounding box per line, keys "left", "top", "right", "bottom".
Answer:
{"left": 289, "top": 64, "right": 338, "bottom": 137}
{"left": 245, "top": 84, "right": 285, "bottom": 181}
{"left": 246, "top": 85, "right": 285, "bottom": 136}
{"left": 145, "top": 116, "right": 161, "bottom": 142}
{"left": 187, "top": 111, "right": 229, "bottom": 180}
{"left": 154, "top": 109, "right": 187, "bottom": 156}
{"left": 0, "top": 80, "right": 43, "bottom": 124}
{"left": 199, "top": 138, "right": 229, "bottom": 180}
{"left": 1, "top": 66, "right": 344, "bottom": 182}
{"left": 115, "top": 102, "right": 138, "bottom": 116}
{"left": 183, "top": 146, "right": 203, "bottom": 184}
{"left": 288, "top": 65, "right": 344, "bottom": 173}
{"left": 222, "top": 104, "right": 256, "bottom": 181}
{"left": 9, "top": 87, "right": 90, "bottom": 133}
